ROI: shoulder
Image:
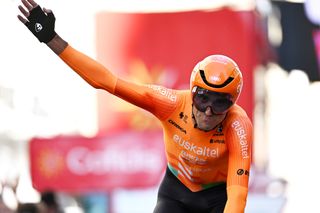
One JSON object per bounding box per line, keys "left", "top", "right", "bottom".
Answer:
{"left": 227, "top": 105, "right": 251, "bottom": 121}
{"left": 229, "top": 104, "right": 250, "bottom": 117}
{"left": 224, "top": 105, "right": 252, "bottom": 131}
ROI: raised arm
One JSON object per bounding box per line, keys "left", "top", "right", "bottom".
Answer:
{"left": 17, "top": 0, "right": 117, "bottom": 91}
{"left": 17, "top": 0, "right": 177, "bottom": 120}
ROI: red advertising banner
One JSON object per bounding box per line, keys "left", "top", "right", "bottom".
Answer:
{"left": 95, "top": 9, "right": 268, "bottom": 133}
{"left": 29, "top": 131, "right": 166, "bottom": 192}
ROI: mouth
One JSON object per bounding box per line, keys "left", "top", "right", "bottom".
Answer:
{"left": 203, "top": 116, "right": 213, "bottom": 123}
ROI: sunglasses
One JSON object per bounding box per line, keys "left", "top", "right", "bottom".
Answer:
{"left": 192, "top": 87, "right": 233, "bottom": 114}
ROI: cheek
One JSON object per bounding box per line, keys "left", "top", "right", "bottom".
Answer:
{"left": 193, "top": 108, "right": 203, "bottom": 118}
{"left": 193, "top": 111, "right": 199, "bottom": 120}
{"left": 192, "top": 109, "right": 201, "bottom": 121}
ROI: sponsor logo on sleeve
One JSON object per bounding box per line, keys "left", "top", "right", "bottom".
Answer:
{"left": 147, "top": 85, "right": 177, "bottom": 102}
{"left": 237, "top": 169, "right": 249, "bottom": 176}
{"left": 231, "top": 120, "right": 249, "bottom": 159}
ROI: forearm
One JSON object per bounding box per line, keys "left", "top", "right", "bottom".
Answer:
{"left": 46, "top": 34, "right": 68, "bottom": 55}
{"left": 58, "top": 44, "right": 117, "bottom": 93}
{"left": 224, "top": 185, "right": 248, "bottom": 213}
{"left": 18, "top": 1, "right": 116, "bottom": 95}
{"left": 46, "top": 33, "right": 117, "bottom": 92}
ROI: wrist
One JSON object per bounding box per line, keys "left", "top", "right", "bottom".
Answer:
{"left": 47, "top": 34, "right": 68, "bottom": 55}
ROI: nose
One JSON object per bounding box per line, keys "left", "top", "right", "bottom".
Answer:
{"left": 205, "top": 106, "right": 213, "bottom": 116}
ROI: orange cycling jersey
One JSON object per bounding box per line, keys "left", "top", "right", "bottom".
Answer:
{"left": 60, "top": 45, "right": 253, "bottom": 213}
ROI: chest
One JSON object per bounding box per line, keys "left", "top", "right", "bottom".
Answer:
{"left": 162, "top": 109, "right": 229, "bottom": 161}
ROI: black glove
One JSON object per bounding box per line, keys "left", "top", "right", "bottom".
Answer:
{"left": 25, "top": 5, "right": 56, "bottom": 43}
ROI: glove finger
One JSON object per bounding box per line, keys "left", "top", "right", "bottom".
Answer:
{"left": 28, "top": 5, "right": 46, "bottom": 22}
{"left": 43, "top": 7, "right": 52, "bottom": 14}
{"left": 46, "top": 11, "right": 55, "bottom": 21}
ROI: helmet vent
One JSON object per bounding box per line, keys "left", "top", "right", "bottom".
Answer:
{"left": 200, "top": 70, "right": 234, "bottom": 88}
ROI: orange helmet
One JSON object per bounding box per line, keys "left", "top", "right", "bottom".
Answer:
{"left": 190, "top": 54, "right": 243, "bottom": 105}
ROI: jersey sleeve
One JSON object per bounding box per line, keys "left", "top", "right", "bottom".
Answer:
{"left": 59, "top": 45, "right": 177, "bottom": 120}
{"left": 224, "top": 115, "right": 253, "bottom": 213}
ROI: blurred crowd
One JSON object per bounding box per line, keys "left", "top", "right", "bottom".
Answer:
{"left": 1, "top": 179, "right": 63, "bottom": 213}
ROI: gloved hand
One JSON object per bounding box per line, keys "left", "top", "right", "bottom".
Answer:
{"left": 24, "top": 5, "right": 56, "bottom": 43}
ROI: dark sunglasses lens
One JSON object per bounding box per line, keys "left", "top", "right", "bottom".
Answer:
{"left": 212, "top": 99, "right": 233, "bottom": 113}
{"left": 193, "top": 89, "right": 233, "bottom": 113}
{"left": 193, "top": 94, "right": 210, "bottom": 112}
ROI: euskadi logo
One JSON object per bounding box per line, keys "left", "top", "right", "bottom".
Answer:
{"left": 147, "top": 85, "right": 177, "bottom": 102}
{"left": 35, "top": 23, "right": 43, "bottom": 32}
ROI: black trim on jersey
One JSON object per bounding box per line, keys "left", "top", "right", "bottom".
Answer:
{"left": 200, "top": 70, "right": 234, "bottom": 88}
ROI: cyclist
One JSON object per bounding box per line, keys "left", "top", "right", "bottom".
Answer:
{"left": 17, "top": 1, "right": 253, "bottom": 212}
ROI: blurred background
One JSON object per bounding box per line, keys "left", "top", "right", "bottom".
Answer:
{"left": 1, "top": 0, "right": 320, "bottom": 212}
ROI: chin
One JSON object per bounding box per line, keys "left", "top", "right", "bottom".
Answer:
{"left": 198, "top": 124, "right": 213, "bottom": 131}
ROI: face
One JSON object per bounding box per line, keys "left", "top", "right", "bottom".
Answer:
{"left": 192, "top": 87, "right": 233, "bottom": 114}
{"left": 192, "top": 105, "right": 227, "bottom": 131}
{"left": 192, "top": 87, "right": 232, "bottom": 131}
